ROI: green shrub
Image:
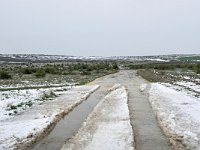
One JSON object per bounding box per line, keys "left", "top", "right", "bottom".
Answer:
{"left": 22, "top": 68, "right": 33, "bottom": 74}
{"left": 196, "top": 68, "right": 200, "bottom": 74}
{"left": 112, "top": 63, "right": 119, "bottom": 70}
{"left": 81, "top": 70, "right": 91, "bottom": 75}
{"left": 45, "top": 67, "right": 56, "bottom": 74}
{"left": 128, "top": 63, "right": 200, "bottom": 73}
{"left": 35, "top": 69, "right": 46, "bottom": 78}
{"left": 0, "top": 71, "right": 12, "bottom": 79}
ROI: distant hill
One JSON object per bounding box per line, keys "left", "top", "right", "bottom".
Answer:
{"left": 0, "top": 54, "right": 199, "bottom": 64}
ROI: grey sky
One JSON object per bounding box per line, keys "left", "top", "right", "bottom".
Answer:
{"left": 0, "top": 0, "right": 200, "bottom": 56}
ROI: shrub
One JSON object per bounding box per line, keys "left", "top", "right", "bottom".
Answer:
{"left": 80, "top": 70, "right": 91, "bottom": 75}
{"left": 112, "top": 63, "right": 119, "bottom": 70}
{"left": 0, "top": 71, "right": 12, "bottom": 79}
{"left": 35, "top": 69, "right": 46, "bottom": 78}
{"left": 45, "top": 67, "right": 56, "bottom": 74}
{"left": 10, "top": 105, "right": 17, "bottom": 110}
{"left": 196, "top": 68, "right": 200, "bottom": 74}
{"left": 50, "top": 91, "right": 57, "bottom": 97}
{"left": 22, "top": 68, "right": 33, "bottom": 74}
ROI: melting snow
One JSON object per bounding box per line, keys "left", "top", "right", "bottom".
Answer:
{"left": 61, "top": 85, "right": 134, "bottom": 150}
{"left": 0, "top": 85, "right": 99, "bottom": 150}
{"left": 149, "top": 83, "right": 200, "bottom": 149}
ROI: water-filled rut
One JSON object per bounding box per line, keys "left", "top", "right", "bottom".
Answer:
{"left": 32, "top": 85, "right": 109, "bottom": 150}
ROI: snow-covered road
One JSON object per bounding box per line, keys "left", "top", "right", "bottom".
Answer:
{"left": 3, "top": 70, "right": 200, "bottom": 150}
{"left": 61, "top": 85, "right": 134, "bottom": 150}
{"left": 60, "top": 70, "right": 169, "bottom": 150}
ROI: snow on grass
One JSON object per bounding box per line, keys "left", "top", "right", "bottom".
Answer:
{"left": 61, "top": 85, "right": 134, "bottom": 150}
{"left": 146, "top": 58, "right": 170, "bottom": 62}
{"left": 175, "top": 81, "right": 200, "bottom": 93}
{"left": 0, "top": 82, "right": 75, "bottom": 89}
{"left": 149, "top": 83, "right": 200, "bottom": 149}
{"left": 183, "top": 76, "right": 190, "bottom": 80}
{"left": 0, "top": 85, "right": 99, "bottom": 150}
{"left": 0, "top": 86, "right": 72, "bottom": 121}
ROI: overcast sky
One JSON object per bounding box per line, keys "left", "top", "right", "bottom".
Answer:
{"left": 0, "top": 0, "right": 200, "bottom": 56}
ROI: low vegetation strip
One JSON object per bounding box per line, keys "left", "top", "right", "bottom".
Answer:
{"left": 61, "top": 85, "right": 134, "bottom": 150}
{"left": 0, "top": 61, "right": 119, "bottom": 79}
{"left": 177, "top": 56, "right": 200, "bottom": 61}
{"left": 128, "top": 63, "right": 200, "bottom": 74}
{"left": 149, "top": 83, "right": 200, "bottom": 150}
{"left": 0, "top": 62, "right": 119, "bottom": 91}
{"left": 0, "top": 85, "right": 99, "bottom": 150}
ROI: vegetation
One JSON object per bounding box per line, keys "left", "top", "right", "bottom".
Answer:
{"left": 21, "top": 67, "right": 34, "bottom": 74}
{"left": 0, "top": 61, "right": 119, "bottom": 90}
{"left": 40, "top": 91, "right": 57, "bottom": 101}
{"left": 0, "top": 71, "right": 12, "bottom": 79}
{"left": 177, "top": 56, "right": 200, "bottom": 61}
{"left": 35, "top": 69, "right": 46, "bottom": 78}
{"left": 196, "top": 68, "right": 200, "bottom": 74}
{"left": 128, "top": 63, "right": 200, "bottom": 74}
{"left": 136, "top": 69, "right": 169, "bottom": 82}
{"left": 3, "top": 61, "right": 119, "bottom": 77}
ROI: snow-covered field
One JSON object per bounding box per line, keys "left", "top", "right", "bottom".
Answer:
{"left": 0, "top": 86, "right": 72, "bottom": 121}
{"left": 149, "top": 83, "right": 200, "bottom": 149}
{"left": 0, "top": 81, "right": 75, "bottom": 89}
{"left": 61, "top": 85, "right": 134, "bottom": 150}
{"left": 0, "top": 85, "right": 99, "bottom": 150}
{"left": 175, "top": 81, "right": 200, "bottom": 93}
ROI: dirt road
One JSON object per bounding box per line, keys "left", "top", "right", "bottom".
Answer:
{"left": 93, "top": 70, "right": 170, "bottom": 150}
{"left": 32, "top": 70, "right": 170, "bottom": 150}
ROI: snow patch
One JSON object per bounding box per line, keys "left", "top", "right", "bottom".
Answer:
{"left": 149, "top": 83, "right": 200, "bottom": 149}
{"left": 139, "top": 84, "right": 147, "bottom": 92}
{"left": 0, "top": 86, "right": 72, "bottom": 121}
{"left": 175, "top": 81, "right": 200, "bottom": 93}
